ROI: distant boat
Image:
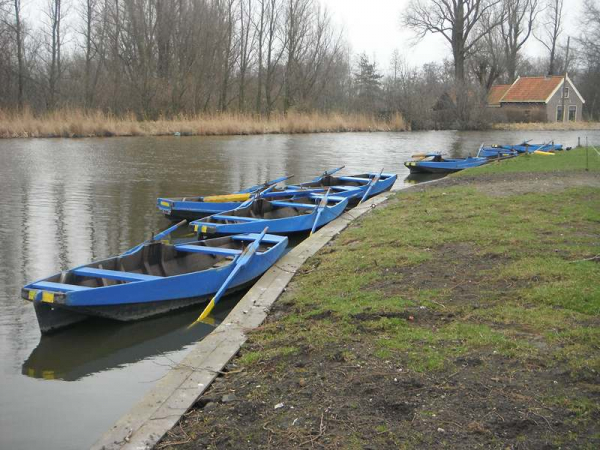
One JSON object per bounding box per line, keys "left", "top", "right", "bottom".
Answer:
{"left": 287, "top": 171, "right": 397, "bottom": 203}
{"left": 478, "top": 141, "right": 565, "bottom": 158}
{"left": 404, "top": 153, "right": 490, "bottom": 174}
{"left": 22, "top": 233, "right": 287, "bottom": 334}
{"left": 191, "top": 193, "right": 348, "bottom": 236}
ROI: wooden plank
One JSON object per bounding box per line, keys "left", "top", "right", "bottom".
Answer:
{"left": 210, "top": 215, "right": 262, "bottom": 222}
{"left": 269, "top": 201, "right": 317, "bottom": 209}
{"left": 72, "top": 267, "right": 163, "bottom": 282}
{"left": 28, "top": 281, "right": 92, "bottom": 292}
{"left": 175, "top": 245, "right": 242, "bottom": 257}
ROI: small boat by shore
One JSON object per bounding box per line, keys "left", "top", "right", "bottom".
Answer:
{"left": 287, "top": 170, "right": 397, "bottom": 203}
{"left": 479, "top": 142, "right": 565, "bottom": 158}
{"left": 22, "top": 231, "right": 287, "bottom": 334}
{"left": 404, "top": 153, "right": 490, "bottom": 174}
{"left": 157, "top": 175, "right": 301, "bottom": 220}
{"left": 191, "top": 193, "right": 348, "bottom": 236}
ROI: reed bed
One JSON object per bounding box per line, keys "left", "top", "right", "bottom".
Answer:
{"left": 0, "top": 109, "right": 409, "bottom": 138}
{"left": 492, "top": 121, "right": 600, "bottom": 131}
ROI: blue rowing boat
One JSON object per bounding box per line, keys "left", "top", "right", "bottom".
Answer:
{"left": 190, "top": 193, "right": 349, "bottom": 236}
{"left": 22, "top": 232, "right": 288, "bottom": 334}
{"left": 287, "top": 171, "right": 397, "bottom": 203}
{"left": 156, "top": 174, "right": 329, "bottom": 221}
{"left": 479, "top": 142, "right": 564, "bottom": 158}
{"left": 404, "top": 153, "right": 490, "bottom": 174}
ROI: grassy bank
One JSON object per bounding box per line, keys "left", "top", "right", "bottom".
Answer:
{"left": 492, "top": 121, "right": 600, "bottom": 131}
{"left": 0, "top": 109, "right": 409, "bottom": 138}
{"left": 160, "top": 149, "right": 599, "bottom": 449}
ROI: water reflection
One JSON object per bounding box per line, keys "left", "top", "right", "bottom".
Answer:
{"left": 22, "top": 293, "right": 240, "bottom": 382}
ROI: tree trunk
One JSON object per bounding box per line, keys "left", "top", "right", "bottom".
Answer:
{"left": 14, "top": 0, "right": 24, "bottom": 110}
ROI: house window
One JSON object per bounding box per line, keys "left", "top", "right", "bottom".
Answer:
{"left": 568, "top": 105, "right": 577, "bottom": 121}
{"left": 564, "top": 87, "right": 569, "bottom": 98}
{"left": 556, "top": 105, "right": 563, "bottom": 121}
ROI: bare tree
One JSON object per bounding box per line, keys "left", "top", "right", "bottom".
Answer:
{"left": 7, "top": 0, "right": 25, "bottom": 109}
{"left": 43, "top": 0, "right": 67, "bottom": 110}
{"left": 264, "top": 0, "right": 285, "bottom": 115}
{"left": 469, "top": 10, "right": 505, "bottom": 90}
{"left": 535, "top": 0, "right": 564, "bottom": 75}
{"left": 283, "top": 0, "right": 312, "bottom": 112}
{"left": 238, "top": 0, "right": 254, "bottom": 111}
{"left": 501, "top": 0, "right": 539, "bottom": 82}
{"left": 403, "top": 0, "right": 502, "bottom": 83}
{"left": 577, "top": 0, "right": 600, "bottom": 119}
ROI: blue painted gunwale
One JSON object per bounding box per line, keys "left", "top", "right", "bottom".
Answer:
{"left": 190, "top": 194, "right": 349, "bottom": 236}
{"left": 22, "top": 234, "right": 288, "bottom": 308}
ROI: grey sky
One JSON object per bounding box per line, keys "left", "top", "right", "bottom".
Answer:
{"left": 323, "top": 0, "right": 584, "bottom": 71}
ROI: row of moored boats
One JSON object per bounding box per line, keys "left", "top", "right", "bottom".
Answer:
{"left": 404, "top": 141, "right": 568, "bottom": 174}
{"left": 24, "top": 140, "right": 567, "bottom": 334}
{"left": 23, "top": 167, "right": 397, "bottom": 333}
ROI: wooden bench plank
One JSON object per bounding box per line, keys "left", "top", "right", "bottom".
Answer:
{"left": 175, "top": 245, "right": 242, "bottom": 257}
{"left": 269, "top": 201, "right": 317, "bottom": 209}
{"left": 29, "top": 281, "right": 93, "bottom": 292}
{"left": 72, "top": 267, "right": 163, "bottom": 282}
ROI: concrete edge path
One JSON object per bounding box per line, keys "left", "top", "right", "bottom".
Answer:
{"left": 92, "top": 190, "right": 397, "bottom": 450}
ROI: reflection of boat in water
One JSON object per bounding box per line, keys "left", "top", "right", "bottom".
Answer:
{"left": 21, "top": 293, "right": 242, "bottom": 381}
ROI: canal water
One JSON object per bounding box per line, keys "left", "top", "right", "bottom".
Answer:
{"left": 1, "top": 130, "right": 597, "bottom": 450}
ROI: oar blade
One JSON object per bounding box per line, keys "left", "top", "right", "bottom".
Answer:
{"left": 309, "top": 189, "right": 331, "bottom": 236}
{"left": 191, "top": 227, "right": 269, "bottom": 325}
{"left": 358, "top": 169, "right": 383, "bottom": 204}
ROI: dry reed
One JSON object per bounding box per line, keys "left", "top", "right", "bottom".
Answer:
{"left": 492, "top": 121, "right": 600, "bottom": 131}
{"left": 0, "top": 109, "right": 410, "bottom": 139}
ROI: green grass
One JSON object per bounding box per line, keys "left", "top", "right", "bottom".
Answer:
{"left": 457, "top": 147, "right": 600, "bottom": 175}
{"left": 239, "top": 177, "right": 600, "bottom": 380}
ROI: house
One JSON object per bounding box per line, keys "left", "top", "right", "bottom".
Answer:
{"left": 487, "top": 75, "right": 585, "bottom": 122}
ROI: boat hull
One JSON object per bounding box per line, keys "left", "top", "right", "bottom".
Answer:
{"left": 404, "top": 158, "right": 489, "bottom": 174}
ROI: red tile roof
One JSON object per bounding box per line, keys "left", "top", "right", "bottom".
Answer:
{"left": 500, "top": 76, "right": 563, "bottom": 103}
{"left": 487, "top": 85, "right": 511, "bottom": 106}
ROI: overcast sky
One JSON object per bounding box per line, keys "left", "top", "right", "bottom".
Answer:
{"left": 322, "top": 0, "right": 584, "bottom": 72}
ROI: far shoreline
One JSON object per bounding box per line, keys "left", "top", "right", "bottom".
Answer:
{"left": 1, "top": 109, "right": 599, "bottom": 139}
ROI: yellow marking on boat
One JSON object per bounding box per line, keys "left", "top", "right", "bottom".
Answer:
{"left": 28, "top": 368, "right": 35, "bottom": 377}
{"left": 28, "top": 290, "right": 37, "bottom": 301}
{"left": 42, "top": 370, "right": 55, "bottom": 380}
{"left": 194, "top": 225, "right": 199, "bottom": 232}
{"left": 42, "top": 291, "right": 55, "bottom": 303}
{"left": 533, "top": 150, "right": 555, "bottom": 156}
{"left": 201, "top": 225, "right": 208, "bottom": 234}
{"left": 203, "top": 193, "right": 251, "bottom": 203}
{"left": 160, "top": 201, "right": 171, "bottom": 207}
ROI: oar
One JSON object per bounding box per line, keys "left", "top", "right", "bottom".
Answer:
{"left": 309, "top": 189, "right": 331, "bottom": 236}
{"left": 476, "top": 143, "right": 484, "bottom": 158}
{"left": 238, "top": 185, "right": 276, "bottom": 209}
{"left": 260, "top": 174, "right": 294, "bottom": 189}
{"left": 122, "top": 219, "right": 187, "bottom": 256}
{"left": 358, "top": 169, "right": 384, "bottom": 205}
{"left": 191, "top": 227, "right": 269, "bottom": 325}
{"left": 322, "top": 166, "right": 345, "bottom": 177}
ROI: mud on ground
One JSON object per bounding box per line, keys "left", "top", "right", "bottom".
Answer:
{"left": 159, "top": 171, "right": 600, "bottom": 450}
